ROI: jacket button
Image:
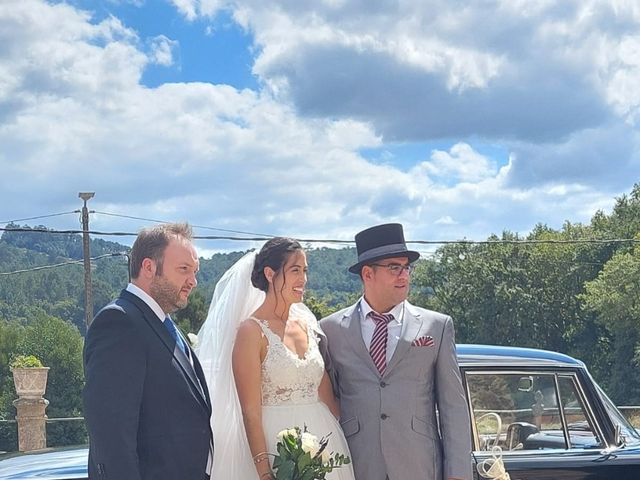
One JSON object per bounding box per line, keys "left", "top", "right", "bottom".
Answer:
{"left": 381, "top": 413, "right": 388, "bottom": 420}
{"left": 380, "top": 381, "right": 387, "bottom": 387}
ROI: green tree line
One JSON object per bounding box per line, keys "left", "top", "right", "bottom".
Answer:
{"left": 1, "top": 184, "right": 639, "bottom": 451}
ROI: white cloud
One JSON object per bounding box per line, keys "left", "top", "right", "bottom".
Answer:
{"left": 435, "top": 216, "right": 457, "bottom": 226}
{"left": 164, "top": 1, "right": 638, "bottom": 188}
{"left": 148, "top": 35, "right": 178, "bottom": 67}
{"left": 0, "top": 2, "right": 426, "bottom": 241}
{"left": 170, "top": 0, "right": 227, "bottom": 21}
{"left": 419, "top": 143, "right": 498, "bottom": 183}
{"left": 603, "top": 35, "right": 640, "bottom": 123}
{"left": 1, "top": 0, "right": 636, "bottom": 256}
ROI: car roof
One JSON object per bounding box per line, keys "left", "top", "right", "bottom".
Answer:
{"left": 456, "top": 343, "right": 585, "bottom": 368}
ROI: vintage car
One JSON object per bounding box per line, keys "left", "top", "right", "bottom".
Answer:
{"left": 1, "top": 344, "right": 640, "bottom": 479}
{"left": 462, "top": 344, "right": 640, "bottom": 479}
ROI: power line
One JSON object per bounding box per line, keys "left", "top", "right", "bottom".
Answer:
{"left": 1, "top": 226, "right": 639, "bottom": 246}
{"left": 0, "top": 227, "right": 137, "bottom": 236}
{"left": 0, "top": 227, "right": 285, "bottom": 241}
{"left": 93, "top": 211, "right": 274, "bottom": 238}
{"left": 0, "top": 253, "right": 126, "bottom": 276}
{"left": 409, "top": 238, "right": 640, "bottom": 245}
{"left": 0, "top": 211, "right": 77, "bottom": 225}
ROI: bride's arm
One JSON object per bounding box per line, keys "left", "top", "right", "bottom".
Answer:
{"left": 318, "top": 371, "right": 340, "bottom": 419}
{"left": 233, "top": 320, "right": 273, "bottom": 479}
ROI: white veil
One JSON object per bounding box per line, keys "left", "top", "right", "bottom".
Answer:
{"left": 196, "top": 249, "right": 321, "bottom": 479}
{"left": 196, "top": 251, "right": 263, "bottom": 479}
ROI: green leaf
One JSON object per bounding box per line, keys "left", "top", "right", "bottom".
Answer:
{"left": 297, "top": 451, "right": 312, "bottom": 470}
{"left": 275, "top": 459, "right": 296, "bottom": 480}
{"left": 300, "top": 469, "right": 319, "bottom": 480}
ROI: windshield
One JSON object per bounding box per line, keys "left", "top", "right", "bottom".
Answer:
{"left": 595, "top": 382, "right": 640, "bottom": 444}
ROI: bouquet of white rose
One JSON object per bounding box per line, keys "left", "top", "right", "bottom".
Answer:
{"left": 271, "top": 425, "right": 350, "bottom": 480}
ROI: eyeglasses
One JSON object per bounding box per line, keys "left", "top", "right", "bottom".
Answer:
{"left": 369, "top": 263, "right": 415, "bottom": 276}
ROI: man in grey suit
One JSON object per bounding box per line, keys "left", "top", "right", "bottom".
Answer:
{"left": 320, "top": 223, "right": 472, "bottom": 480}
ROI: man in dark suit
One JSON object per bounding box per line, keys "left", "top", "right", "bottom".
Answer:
{"left": 83, "top": 223, "right": 213, "bottom": 480}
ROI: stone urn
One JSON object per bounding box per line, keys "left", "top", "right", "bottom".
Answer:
{"left": 11, "top": 367, "right": 50, "bottom": 399}
{"left": 10, "top": 357, "right": 50, "bottom": 451}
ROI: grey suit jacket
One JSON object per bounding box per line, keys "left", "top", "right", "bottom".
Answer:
{"left": 320, "top": 301, "right": 472, "bottom": 480}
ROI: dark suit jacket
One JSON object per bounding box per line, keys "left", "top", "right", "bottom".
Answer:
{"left": 83, "top": 289, "right": 213, "bottom": 480}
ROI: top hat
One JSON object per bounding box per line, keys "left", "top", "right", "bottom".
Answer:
{"left": 349, "top": 223, "right": 420, "bottom": 274}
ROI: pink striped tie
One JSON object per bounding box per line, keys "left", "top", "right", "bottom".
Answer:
{"left": 369, "top": 311, "right": 394, "bottom": 375}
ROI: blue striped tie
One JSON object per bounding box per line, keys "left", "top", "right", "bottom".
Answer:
{"left": 164, "top": 316, "right": 188, "bottom": 356}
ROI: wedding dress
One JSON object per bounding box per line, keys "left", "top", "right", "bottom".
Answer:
{"left": 196, "top": 251, "right": 354, "bottom": 480}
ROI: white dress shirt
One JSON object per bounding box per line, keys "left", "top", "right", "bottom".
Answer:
{"left": 126, "top": 283, "right": 193, "bottom": 364}
{"left": 359, "top": 297, "right": 406, "bottom": 360}
{"left": 126, "top": 283, "right": 165, "bottom": 321}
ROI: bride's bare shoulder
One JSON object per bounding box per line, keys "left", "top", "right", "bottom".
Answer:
{"left": 234, "top": 318, "right": 267, "bottom": 356}
{"left": 236, "top": 317, "right": 264, "bottom": 338}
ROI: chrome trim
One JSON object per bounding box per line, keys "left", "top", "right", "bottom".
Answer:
{"left": 553, "top": 374, "right": 570, "bottom": 449}
{"left": 559, "top": 373, "right": 607, "bottom": 448}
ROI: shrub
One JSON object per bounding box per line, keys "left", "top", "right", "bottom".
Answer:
{"left": 9, "top": 354, "right": 44, "bottom": 369}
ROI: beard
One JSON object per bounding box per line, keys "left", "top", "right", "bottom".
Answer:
{"left": 150, "top": 275, "right": 188, "bottom": 313}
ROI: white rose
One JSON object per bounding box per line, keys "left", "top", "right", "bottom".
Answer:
{"left": 300, "top": 432, "right": 320, "bottom": 457}
{"left": 321, "top": 448, "right": 330, "bottom": 464}
{"left": 187, "top": 333, "right": 199, "bottom": 348}
{"left": 277, "top": 428, "right": 298, "bottom": 442}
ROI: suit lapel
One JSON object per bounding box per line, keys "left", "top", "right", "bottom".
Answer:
{"left": 191, "top": 352, "right": 212, "bottom": 413}
{"left": 173, "top": 338, "right": 208, "bottom": 406}
{"left": 385, "top": 303, "right": 423, "bottom": 375}
{"left": 120, "top": 290, "right": 210, "bottom": 411}
{"left": 343, "top": 303, "right": 384, "bottom": 378}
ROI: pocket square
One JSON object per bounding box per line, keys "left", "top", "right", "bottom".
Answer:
{"left": 412, "top": 335, "right": 435, "bottom": 347}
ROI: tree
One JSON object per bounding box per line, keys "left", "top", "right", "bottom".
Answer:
{"left": 582, "top": 242, "right": 640, "bottom": 403}
{"left": 591, "top": 183, "right": 640, "bottom": 252}
{"left": 304, "top": 294, "right": 334, "bottom": 320}
{"left": 410, "top": 225, "right": 608, "bottom": 373}
{"left": 0, "top": 319, "right": 24, "bottom": 451}
{"left": 175, "top": 289, "right": 209, "bottom": 335}
{"left": 15, "top": 313, "right": 86, "bottom": 446}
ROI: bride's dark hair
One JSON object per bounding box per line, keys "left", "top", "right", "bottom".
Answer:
{"left": 251, "top": 237, "right": 303, "bottom": 292}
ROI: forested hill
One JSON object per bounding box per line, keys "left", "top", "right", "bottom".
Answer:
{"left": 1, "top": 222, "right": 127, "bottom": 259}
{"left": 0, "top": 225, "right": 362, "bottom": 334}
{"left": 2, "top": 183, "right": 640, "bottom": 408}
{"left": 0, "top": 227, "right": 362, "bottom": 450}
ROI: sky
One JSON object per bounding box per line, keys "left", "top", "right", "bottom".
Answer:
{"left": 1, "top": 0, "right": 639, "bottom": 257}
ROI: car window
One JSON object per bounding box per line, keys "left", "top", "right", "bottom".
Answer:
{"left": 467, "top": 372, "right": 603, "bottom": 452}
{"left": 558, "top": 375, "right": 602, "bottom": 448}
{"left": 595, "top": 382, "right": 640, "bottom": 444}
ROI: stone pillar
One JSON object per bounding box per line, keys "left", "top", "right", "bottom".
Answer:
{"left": 13, "top": 397, "right": 49, "bottom": 452}
{"left": 11, "top": 366, "right": 50, "bottom": 452}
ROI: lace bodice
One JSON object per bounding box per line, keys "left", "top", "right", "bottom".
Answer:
{"left": 250, "top": 316, "right": 325, "bottom": 406}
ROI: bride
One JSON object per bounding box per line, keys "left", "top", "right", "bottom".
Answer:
{"left": 196, "top": 237, "right": 354, "bottom": 480}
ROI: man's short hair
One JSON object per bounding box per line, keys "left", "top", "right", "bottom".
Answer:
{"left": 129, "top": 223, "right": 193, "bottom": 279}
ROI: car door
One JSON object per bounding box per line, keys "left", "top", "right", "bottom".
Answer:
{"left": 465, "top": 369, "right": 640, "bottom": 480}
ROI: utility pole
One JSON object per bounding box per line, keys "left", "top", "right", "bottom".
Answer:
{"left": 79, "top": 192, "right": 95, "bottom": 327}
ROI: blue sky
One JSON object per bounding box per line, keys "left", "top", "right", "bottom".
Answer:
{"left": 1, "top": 0, "right": 639, "bottom": 256}
{"left": 70, "top": 1, "right": 258, "bottom": 89}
